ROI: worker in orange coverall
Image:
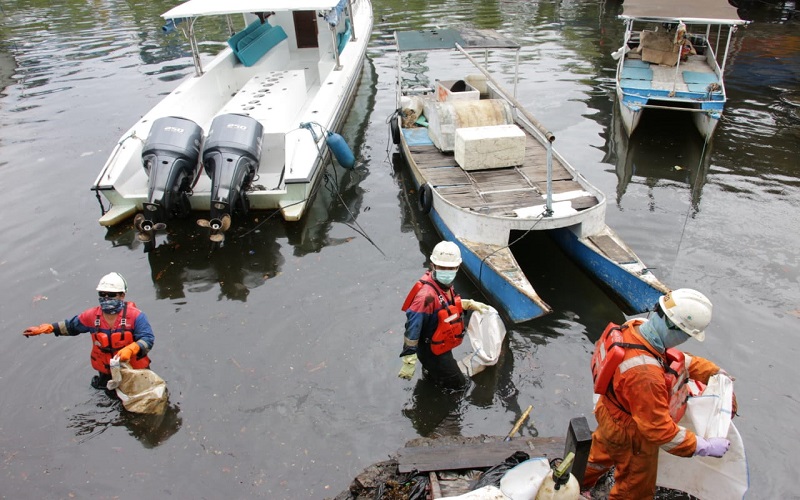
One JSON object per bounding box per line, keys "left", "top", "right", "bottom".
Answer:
{"left": 582, "top": 288, "right": 737, "bottom": 499}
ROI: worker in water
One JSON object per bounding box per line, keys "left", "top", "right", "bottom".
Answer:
{"left": 23, "top": 272, "right": 154, "bottom": 390}
{"left": 398, "top": 241, "right": 488, "bottom": 389}
{"left": 583, "top": 288, "right": 737, "bottom": 498}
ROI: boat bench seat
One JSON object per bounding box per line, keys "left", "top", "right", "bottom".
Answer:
{"left": 228, "top": 20, "right": 288, "bottom": 67}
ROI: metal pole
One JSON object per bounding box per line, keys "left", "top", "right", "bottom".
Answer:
{"left": 331, "top": 24, "right": 342, "bottom": 70}
{"left": 188, "top": 18, "right": 203, "bottom": 76}
{"left": 347, "top": 0, "right": 356, "bottom": 41}
{"left": 456, "top": 44, "right": 555, "bottom": 143}
{"left": 546, "top": 142, "right": 553, "bottom": 215}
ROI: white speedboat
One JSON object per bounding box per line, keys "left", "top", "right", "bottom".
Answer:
{"left": 92, "top": 0, "right": 373, "bottom": 242}
{"left": 391, "top": 29, "right": 669, "bottom": 323}
{"left": 614, "top": 0, "right": 748, "bottom": 140}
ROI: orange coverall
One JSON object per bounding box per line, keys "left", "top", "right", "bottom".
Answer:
{"left": 582, "top": 319, "right": 720, "bottom": 499}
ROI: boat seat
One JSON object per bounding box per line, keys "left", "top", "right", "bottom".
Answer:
{"left": 228, "top": 21, "right": 288, "bottom": 67}
{"left": 683, "top": 71, "right": 721, "bottom": 93}
{"left": 620, "top": 66, "right": 653, "bottom": 81}
{"left": 620, "top": 79, "right": 652, "bottom": 90}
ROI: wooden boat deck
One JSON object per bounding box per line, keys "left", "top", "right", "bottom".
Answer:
{"left": 410, "top": 134, "right": 598, "bottom": 217}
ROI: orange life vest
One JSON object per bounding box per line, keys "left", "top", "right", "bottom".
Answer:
{"left": 402, "top": 278, "right": 465, "bottom": 355}
{"left": 591, "top": 320, "right": 692, "bottom": 423}
{"left": 90, "top": 302, "right": 150, "bottom": 374}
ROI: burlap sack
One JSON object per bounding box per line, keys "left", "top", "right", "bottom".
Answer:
{"left": 115, "top": 363, "right": 168, "bottom": 415}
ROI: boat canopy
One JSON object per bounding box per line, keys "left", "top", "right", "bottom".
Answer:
{"left": 620, "top": 0, "right": 747, "bottom": 25}
{"left": 162, "top": 0, "right": 343, "bottom": 20}
{"left": 395, "top": 29, "right": 520, "bottom": 52}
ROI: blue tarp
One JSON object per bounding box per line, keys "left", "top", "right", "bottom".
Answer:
{"left": 324, "top": 0, "right": 347, "bottom": 26}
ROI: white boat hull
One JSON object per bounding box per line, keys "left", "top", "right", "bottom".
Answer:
{"left": 93, "top": 0, "right": 373, "bottom": 227}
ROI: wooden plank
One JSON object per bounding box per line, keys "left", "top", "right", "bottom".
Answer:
{"left": 570, "top": 195, "right": 599, "bottom": 211}
{"left": 588, "top": 234, "right": 637, "bottom": 264}
{"left": 397, "top": 437, "right": 564, "bottom": 474}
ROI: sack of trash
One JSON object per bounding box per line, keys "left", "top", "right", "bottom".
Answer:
{"left": 113, "top": 361, "right": 168, "bottom": 415}
{"left": 459, "top": 306, "right": 507, "bottom": 377}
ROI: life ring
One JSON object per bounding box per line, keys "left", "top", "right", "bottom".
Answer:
{"left": 418, "top": 183, "right": 433, "bottom": 214}
{"left": 390, "top": 112, "right": 401, "bottom": 145}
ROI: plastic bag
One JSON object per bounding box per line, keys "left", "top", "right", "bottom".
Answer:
{"left": 459, "top": 307, "right": 506, "bottom": 377}
{"left": 657, "top": 374, "right": 748, "bottom": 499}
{"left": 115, "top": 362, "right": 168, "bottom": 415}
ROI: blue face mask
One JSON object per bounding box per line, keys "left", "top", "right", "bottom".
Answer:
{"left": 99, "top": 298, "right": 124, "bottom": 314}
{"left": 435, "top": 269, "right": 457, "bottom": 286}
{"left": 640, "top": 312, "right": 690, "bottom": 352}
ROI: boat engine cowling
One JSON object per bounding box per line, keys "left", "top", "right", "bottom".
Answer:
{"left": 202, "top": 113, "right": 263, "bottom": 224}
{"left": 141, "top": 116, "right": 203, "bottom": 226}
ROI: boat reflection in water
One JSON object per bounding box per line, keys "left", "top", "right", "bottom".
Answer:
{"left": 605, "top": 101, "right": 714, "bottom": 214}
{"left": 102, "top": 159, "right": 369, "bottom": 302}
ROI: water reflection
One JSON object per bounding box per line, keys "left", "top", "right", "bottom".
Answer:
{"left": 102, "top": 164, "right": 367, "bottom": 301}
{"left": 68, "top": 393, "right": 182, "bottom": 449}
{"left": 603, "top": 102, "right": 713, "bottom": 213}
{"left": 402, "top": 346, "right": 522, "bottom": 438}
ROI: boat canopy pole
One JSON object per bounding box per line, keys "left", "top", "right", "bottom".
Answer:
{"left": 720, "top": 25, "right": 736, "bottom": 74}
{"left": 188, "top": 18, "right": 203, "bottom": 76}
{"left": 455, "top": 44, "right": 554, "bottom": 143}
{"left": 347, "top": 0, "right": 357, "bottom": 42}
{"left": 329, "top": 23, "right": 342, "bottom": 70}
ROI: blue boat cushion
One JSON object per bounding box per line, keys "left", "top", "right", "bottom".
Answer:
{"left": 230, "top": 22, "right": 288, "bottom": 67}
{"left": 620, "top": 79, "right": 652, "bottom": 90}
{"left": 227, "top": 20, "right": 264, "bottom": 51}
{"left": 623, "top": 59, "right": 652, "bottom": 69}
{"left": 683, "top": 71, "right": 721, "bottom": 93}
{"left": 621, "top": 66, "right": 653, "bottom": 81}
{"left": 682, "top": 71, "right": 719, "bottom": 84}
{"left": 403, "top": 127, "right": 434, "bottom": 146}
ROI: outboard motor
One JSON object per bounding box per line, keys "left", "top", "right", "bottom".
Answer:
{"left": 199, "top": 113, "right": 263, "bottom": 242}
{"left": 138, "top": 116, "right": 203, "bottom": 242}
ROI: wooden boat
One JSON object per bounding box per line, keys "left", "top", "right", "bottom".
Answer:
{"left": 92, "top": 0, "right": 372, "bottom": 242}
{"left": 391, "top": 29, "right": 669, "bottom": 323}
{"left": 614, "top": 0, "right": 749, "bottom": 139}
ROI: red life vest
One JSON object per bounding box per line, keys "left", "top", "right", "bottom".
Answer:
{"left": 402, "top": 278, "right": 465, "bottom": 355}
{"left": 591, "top": 320, "right": 693, "bottom": 423}
{"left": 90, "top": 302, "right": 150, "bottom": 374}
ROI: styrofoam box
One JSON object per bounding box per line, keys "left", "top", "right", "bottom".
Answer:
{"left": 455, "top": 124, "right": 526, "bottom": 170}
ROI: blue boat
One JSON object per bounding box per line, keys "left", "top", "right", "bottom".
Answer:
{"left": 391, "top": 29, "right": 670, "bottom": 323}
{"left": 613, "top": 0, "right": 749, "bottom": 139}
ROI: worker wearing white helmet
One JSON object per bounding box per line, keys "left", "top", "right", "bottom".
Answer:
{"left": 23, "top": 273, "right": 155, "bottom": 390}
{"left": 398, "top": 241, "right": 489, "bottom": 388}
{"left": 583, "top": 288, "right": 738, "bottom": 498}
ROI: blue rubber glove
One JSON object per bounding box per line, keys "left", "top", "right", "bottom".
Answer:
{"left": 694, "top": 436, "right": 731, "bottom": 457}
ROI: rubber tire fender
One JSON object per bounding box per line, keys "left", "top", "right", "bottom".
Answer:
{"left": 418, "top": 183, "right": 433, "bottom": 214}
{"left": 390, "top": 111, "right": 401, "bottom": 145}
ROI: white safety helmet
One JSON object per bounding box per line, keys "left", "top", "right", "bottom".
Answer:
{"left": 659, "top": 288, "right": 712, "bottom": 341}
{"left": 96, "top": 272, "right": 128, "bottom": 293}
{"left": 430, "top": 241, "right": 462, "bottom": 267}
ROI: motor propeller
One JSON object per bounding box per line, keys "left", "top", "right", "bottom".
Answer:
{"left": 134, "top": 213, "right": 166, "bottom": 243}
{"left": 196, "top": 214, "right": 231, "bottom": 242}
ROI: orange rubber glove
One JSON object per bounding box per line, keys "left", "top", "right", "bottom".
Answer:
{"left": 117, "top": 342, "right": 141, "bottom": 362}
{"left": 23, "top": 324, "right": 54, "bottom": 337}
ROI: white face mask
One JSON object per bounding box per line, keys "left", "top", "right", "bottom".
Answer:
{"left": 435, "top": 269, "right": 457, "bottom": 286}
